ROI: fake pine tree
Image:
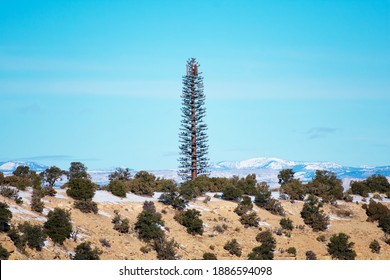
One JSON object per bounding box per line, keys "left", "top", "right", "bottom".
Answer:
{"left": 178, "top": 58, "right": 209, "bottom": 181}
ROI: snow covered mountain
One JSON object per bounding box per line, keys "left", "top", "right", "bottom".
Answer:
{"left": 211, "top": 157, "right": 390, "bottom": 183}
{"left": 213, "top": 157, "right": 342, "bottom": 171}
{"left": 0, "top": 161, "right": 47, "bottom": 173}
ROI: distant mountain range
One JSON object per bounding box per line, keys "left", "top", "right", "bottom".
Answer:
{"left": 0, "top": 161, "right": 47, "bottom": 173}
{"left": 213, "top": 157, "right": 342, "bottom": 170}
{"left": 1, "top": 158, "right": 389, "bottom": 186}
{"left": 212, "top": 157, "right": 390, "bottom": 181}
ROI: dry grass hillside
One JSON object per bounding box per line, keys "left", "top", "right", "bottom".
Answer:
{"left": 1, "top": 188, "right": 389, "bottom": 260}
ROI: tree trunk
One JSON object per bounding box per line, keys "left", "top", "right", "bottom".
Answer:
{"left": 191, "top": 76, "right": 197, "bottom": 180}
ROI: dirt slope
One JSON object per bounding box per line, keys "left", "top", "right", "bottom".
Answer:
{"left": 1, "top": 188, "right": 389, "bottom": 260}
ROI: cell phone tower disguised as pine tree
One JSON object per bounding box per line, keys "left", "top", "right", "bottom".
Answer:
{"left": 178, "top": 58, "right": 209, "bottom": 181}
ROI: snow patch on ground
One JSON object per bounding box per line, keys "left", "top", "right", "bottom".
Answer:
{"left": 187, "top": 203, "right": 210, "bottom": 212}
{"left": 41, "top": 206, "right": 54, "bottom": 216}
{"left": 259, "top": 221, "right": 271, "bottom": 226}
{"left": 54, "top": 189, "right": 68, "bottom": 199}
{"left": 76, "top": 233, "right": 90, "bottom": 241}
{"left": 196, "top": 192, "right": 223, "bottom": 202}
{"left": 329, "top": 215, "right": 351, "bottom": 221}
{"left": 271, "top": 191, "right": 280, "bottom": 199}
{"left": 93, "top": 190, "right": 158, "bottom": 204}
{"left": 350, "top": 194, "right": 390, "bottom": 203}
{"left": 18, "top": 189, "right": 32, "bottom": 199}
{"left": 9, "top": 205, "right": 47, "bottom": 222}
{"left": 98, "top": 210, "right": 112, "bottom": 218}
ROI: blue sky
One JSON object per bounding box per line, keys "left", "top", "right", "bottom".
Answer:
{"left": 0, "top": 0, "right": 389, "bottom": 170}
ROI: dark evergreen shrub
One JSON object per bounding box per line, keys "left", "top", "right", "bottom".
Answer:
{"left": 174, "top": 209, "right": 203, "bottom": 235}
{"left": 179, "top": 179, "right": 204, "bottom": 200}
{"left": 127, "top": 171, "right": 156, "bottom": 196}
{"left": 327, "top": 233, "right": 357, "bottom": 260}
{"left": 213, "top": 224, "right": 225, "bottom": 233}
{"left": 234, "top": 196, "right": 253, "bottom": 216}
{"left": 74, "top": 199, "right": 98, "bottom": 214}
{"left": 256, "top": 230, "right": 274, "bottom": 243}
{"left": 254, "top": 183, "right": 285, "bottom": 216}
{"left": 1, "top": 175, "right": 28, "bottom": 190}
{"left": 239, "top": 211, "right": 260, "bottom": 227}
{"left": 279, "top": 179, "right": 306, "bottom": 200}
{"left": 140, "top": 245, "right": 151, "bottom": 254}
{"left": 99, "top": 238, "right": 111, "bottom": 248}
{"left": 247, "top": 244, "right": 274, "bottom": 260}
{"left": 351, "top": 175, "right": 390, "bottom": 196}
{"left": 7, "top": 227, "right": 25, "bottom": 251}
{"left": 155, "top": 178, "right": 177, "bottom": 192}
{"left": 203, "top": 252, "right": 217, "bottom": 260}
{"left": 12, "top": 166, "right": 29, "bottom": 177}
{"left": 15, "top": 177, "right": 30, "bottom": 190}
{"left": 248, "top": 230, "right": 276, "bottom": 260}
{"left": 378, "top": 214, "right": 390, "bottom": 236}
{"left": 44, "top": 186, "right": 57, "bottom": 197}
{"left": 0, "top": 243, "right": 10, "bottom": 260}
{"left": 108, "top": 167, "right": 132, "bottom": 182}
{"left": 306, "top": 170, "right": 343, "bottom": 202}
{"left": 278, "top": 169, "right": 295, "bottom": 185}
{"left": 8, "top": 222, "right": 46, "bottom": 252}
{"left": 112, "top": 212, "right": 130, "bottom": 233}
{"left": 134, "top": 202, "right": 164, "bottom": 242}
{"left": 363, "top": 199, "right": 390, "bottom": 222}
{"left": 343, "top": 194, "right": 353, "bottom": 202}
{"left": 307, "top": 170, "right": 344, "bottom": 202}
{"left": 18, "top": 222, "right": 46, "bottom": 251}
{"left": 235, "top": 174, "right": 258, "bottom": 195}
{"left": 286, "top": 247, "right": 296, "bottom": 256}
{"left": 67, "top": 162, "right": 90, "bottom": 180}
{"left": 264, "top": 198, "right": 285, "bottom": 216}
{"left": 40, "top": 166, "right": 65, "bottom": 187}
{"left": 72, "top": 242, "right": 102, "bottom": 260}
{"left": 159, "top": 185, "right": 187, "bottom": 210}
{"left": 366, "top": 174, "right": 390, "bottom": 193}
{"left": 369, "top": 239, "right": 381, "bottom": 254}
{"left": 108, "top": 180, "right": 127, "bottom": 198}
{"left": 254, "top": 183, "right": 271, "bottom": 207}
{"left": 0, "top": 186, "right": 23, "bottom": 205}
{"left": 300, "top": 195, "right": 329, "bottom": 231}
{"left": 0, "top": 202, "right": 12, "bottom": 232}
{"left": 31, "top": 196, "right": 44, "bottom": 213}
{"left": 350, "top": 181, "right": 369, "bottom": 197}
{"left": 280, "top": 217, "right": 294, "bottom": 231}
{"left": 44, "top": 208, "right": 72, "bottom": 245}
{"left": 0, "top": 186, "right": 19, "bottom": 199}
{"left": 305, "top": 250, "right": 317, "bottom": 260}
{"left": 66, "top": 178, "right": 95, "bottom": 200}
{"left": 32, "top": 187, "right": 45, "bottom": 198}
{"left": 223, "top": 239, "right": 242, "bottom": 257}
{"left": 153, "top": 237, "right": 178, "bottom": 260}
{"left": 15, "top": 196, "right": 23, "bottom": 205}
{"left": 204, "top": 177, "right": 230, "bottom": 192}
{"left": 316, "top": 235, "right": 326, "bottom": 243}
